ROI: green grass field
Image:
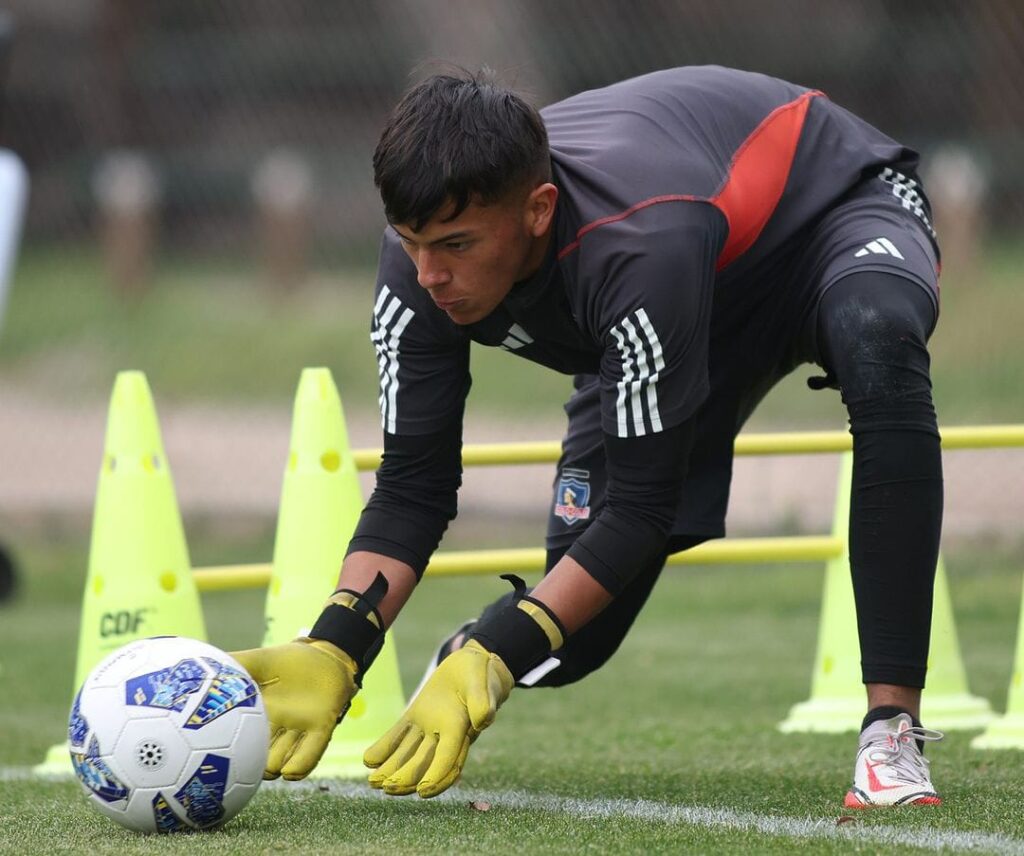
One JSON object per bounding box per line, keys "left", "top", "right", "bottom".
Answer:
{"left": 2, "top": 525, "right": 1024, "bottom": 854}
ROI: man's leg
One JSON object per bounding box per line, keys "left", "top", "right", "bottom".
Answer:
{"left": 818, "top": 272, "right": 941, "bottom": 708}
{"left": 815, "top": 270, "right": 944, "bottom": 806}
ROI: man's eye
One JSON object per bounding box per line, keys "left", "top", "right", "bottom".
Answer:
{"left": 446, "top": 242, "right": 469, "bottom": 252}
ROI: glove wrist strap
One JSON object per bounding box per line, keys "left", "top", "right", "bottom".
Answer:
{"left": 308, "top": 572, "right": 388, "bottom": 684}
{"left": 469, "top": 577, "right": 566, "bottom": 681}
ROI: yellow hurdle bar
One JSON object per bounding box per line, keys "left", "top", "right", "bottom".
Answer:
{"left": 351, "top": 424, "right": 1024, "bottom": 470}
{"left": 192, "top": 535, "right": 843, "bottom": 592}
{"left": 195, "top": 424, "right": 1023, "bottom": 592}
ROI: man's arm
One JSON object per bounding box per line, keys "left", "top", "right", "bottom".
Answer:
{"left": 336, "top": 408, "right": 466, "bottom": 624}
{"left": 333, "top": 551, "right": 418, "bottom": 627}
{"left": 232, "top": 416, "right": 464, "bottom": 782}
{"left": 233, "top": 231, "right": 470, "bottom": 782}
{"left": 527, "top": 554, "right": 612, "bottom": 633}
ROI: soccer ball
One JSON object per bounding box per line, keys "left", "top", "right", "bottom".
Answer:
{"left": 68, "top": 636, "right": 270, "bottom": 833}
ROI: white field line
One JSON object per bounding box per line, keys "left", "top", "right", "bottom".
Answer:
{"left": 5, "top": 767, "right": 1023, "bottom": 854}
{"left": 309, "top": 782, "right": 1024, "bottom": 853}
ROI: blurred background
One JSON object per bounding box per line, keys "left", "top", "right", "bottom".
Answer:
{"left": 0, "top": 1, "right": 1021, "bottom": 600}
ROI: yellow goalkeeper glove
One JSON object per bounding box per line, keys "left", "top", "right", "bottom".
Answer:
{"left": 233, "top": 637, "right": 359, "bottom": 780}
{"left": 363, "top": 639, "right": 513, "bottom": 797}
{"left": 364, "top": 579, "right": 565, "bottom": 798}
{"left": 233, "top": 573, "right": 389, "bottom": 781}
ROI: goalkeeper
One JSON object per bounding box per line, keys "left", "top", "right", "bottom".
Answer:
{"left": 236, "top": 65, "right": 945, "bottom": 808}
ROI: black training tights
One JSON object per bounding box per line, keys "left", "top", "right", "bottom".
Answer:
{"left": 817, "top": 272, "right": 942, "bottom": 688}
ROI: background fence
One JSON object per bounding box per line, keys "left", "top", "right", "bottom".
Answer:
{"left": 4, "top": 0, "right": 1024, "bottom": 262}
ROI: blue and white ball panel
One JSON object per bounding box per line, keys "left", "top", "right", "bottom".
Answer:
{"left": 185, "top": 658, "right": 259, "bottom": 729}
{"left": 71, "top": 734, "right": 129, "bottom": 804}
{"left": 173, "top": 753, "right": 230, "bottom": 828}
{"left": 68, "top": 689, "right": 89, "bottom": 750}
{"left": 126, "top": 658, "right": 208, "bottom": 712}
{"left": 151, "top": 792, "right": 189, "bottom": 834}
{"left": 176, "top": 664, "right": 265, "bottom": 753}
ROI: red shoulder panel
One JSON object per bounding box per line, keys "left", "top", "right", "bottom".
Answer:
{"left": 711, "top": 90, "right": 823, "bottom": 270}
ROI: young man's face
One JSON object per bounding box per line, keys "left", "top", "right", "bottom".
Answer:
{"left": 391, "top": 184, "right": 557, "bottom": 325}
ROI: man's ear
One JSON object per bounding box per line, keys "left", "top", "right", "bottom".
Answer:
{"left": 526, "top": 182, "right": 558, "bottom": 237}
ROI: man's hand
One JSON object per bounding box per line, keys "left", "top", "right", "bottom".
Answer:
{"left": 363, "top": 640, "right": 513, "bottom": 798}
{"left": 233, "top": 639, "right": 358, "bottom": 781}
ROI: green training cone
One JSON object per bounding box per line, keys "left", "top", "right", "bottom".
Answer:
{"left": 971, "top": 574, "right": 1024, "bottom": 750}
{"left": 262, "top": 367, "right": 405, "bottom": 778}
{"left": 779, "top": 451, "right": 992, "bottom": 733}
{"left": 34, "top": 371, "right": 206, "bottom": 776}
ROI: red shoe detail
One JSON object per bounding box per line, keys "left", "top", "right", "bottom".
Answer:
{"left": 844, "top": 790, "right": 941, "bottom": 809}
{"left": 865, "top": 759, "right": 904, "bottom": 793}
{"left": 843, "top": 791, "right": 869, "bottom": 809}
{"left": 909, "top": 795, "right": 942, "bottom": 806}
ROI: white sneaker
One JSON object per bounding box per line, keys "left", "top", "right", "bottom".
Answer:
{"left": 844, "top": 713, "right": 944, "bottom": 808}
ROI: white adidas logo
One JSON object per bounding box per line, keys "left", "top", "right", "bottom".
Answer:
{"left": 500, "top": 323, "right": 534, "bottom": 351}
{"left": 854, "top": 237, "right": 905, "bottom": 259}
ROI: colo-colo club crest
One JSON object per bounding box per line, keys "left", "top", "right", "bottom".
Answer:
{"left": 554, "top": 468, "right": 591, "bottom": 525}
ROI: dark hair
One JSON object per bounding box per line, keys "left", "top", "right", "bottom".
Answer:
{"left": 373, "top": 70, "right": 551, "bottom": 230}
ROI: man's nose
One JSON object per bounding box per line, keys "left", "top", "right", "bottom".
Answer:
{"left": 416, "top": 250, "right": 451, "bottom": 289}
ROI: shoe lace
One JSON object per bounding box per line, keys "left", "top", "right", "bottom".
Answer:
{"left": 867, "top": 726, "right": 944, "bottom": 784}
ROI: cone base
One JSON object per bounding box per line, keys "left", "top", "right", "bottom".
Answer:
{"left": 779, "top": 692, "right": 994, "bottom": 733}
{"left": 971, "top": 714, "right": 1024, "bottom": 750}
{"left": 32, "top": 742, "right": 73, "bottom": 778}
{"left": 307, "top": 741, "right": 373, "bottom": 780}
{"left": 307, "top": 701, "right": 407, "bottom": 780}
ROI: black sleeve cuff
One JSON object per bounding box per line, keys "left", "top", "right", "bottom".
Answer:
{"left": 307, "top": 573, "right": 390, "bottom": 683}
{"left": 469, "top": 598, "right": 565, "bottom": 681}
{"left": 347, "top": 512, "right": 440, "bottom": 578}
{"left": 347, "top": 420, "right": 464, "bottom": 578}
{"left": 564, "top": 419, "right": 695, "bottom": 593}
{"left": 566, "top": 513, "right": 669, "bottom": 595}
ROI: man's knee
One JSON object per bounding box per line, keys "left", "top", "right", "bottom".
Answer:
{"left": 817, "top": 273, "right": 938, "bottom": 429}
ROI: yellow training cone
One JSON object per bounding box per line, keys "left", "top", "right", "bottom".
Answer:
{"left": 35, "top": 371, "right": 205, "bottom": 776}
{"left": 262, "top": 368, "right": 405, "bottom": 777}
{"left": 921, "top": 555, "right": 993, "bottom": 729}
{"left": 971, "top": 581, "right": 1024, "bottom": 749}
{"left": 779, "top": 451, "right": 992, "bottom": 733}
